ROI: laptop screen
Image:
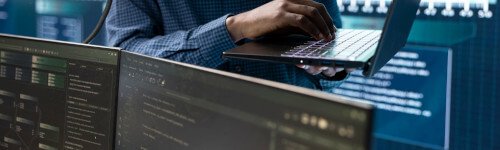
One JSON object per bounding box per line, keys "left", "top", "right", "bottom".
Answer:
{"left": 0, "top": 34, "right": 119, "bottom": 149}
{"left": 366, "top": 0, "right": 421, "bottom": 76}
{"left": 115, "top": 51, "right": 374, "bottom": 150}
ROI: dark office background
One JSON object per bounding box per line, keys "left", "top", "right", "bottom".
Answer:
{"left": 0, "top": 0, "right": 498, "bottom": 150}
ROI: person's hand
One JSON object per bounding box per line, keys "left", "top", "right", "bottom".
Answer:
{"left": 296, "top": 64, "right": 356, "bottom": 77}
{"left": 226, "top": 0, "right": 355, "bottom": 77}
{"left": 226, "top": 0, "right": 336, "bottom": 41}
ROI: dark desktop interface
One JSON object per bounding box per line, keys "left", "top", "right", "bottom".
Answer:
{"left": 115, "top": 52, "right": 372, "bottom": 150}
{"left": 331, "top": 0, "right": 499, "bottom": 150}
{"left": 0, "top": 36, "right": 119, "bottom": 149}
{"left": 0, "top": 35, "right": 374, "bottom": 150}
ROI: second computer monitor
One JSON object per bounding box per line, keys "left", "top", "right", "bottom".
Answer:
{"left": 115, "top": 51, "right": 374, "bottom": 150}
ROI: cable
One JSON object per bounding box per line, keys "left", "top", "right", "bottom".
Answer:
{"left": 83, "top": 0, "right": 113, "bottom": 44}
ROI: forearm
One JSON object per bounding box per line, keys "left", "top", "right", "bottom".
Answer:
{"left": 108, "top": 14, "right": 236, "bottom": 68}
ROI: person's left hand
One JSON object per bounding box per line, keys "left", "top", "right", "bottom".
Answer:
{"left": 296, "top": 64, "right": 355, "bottom": 77}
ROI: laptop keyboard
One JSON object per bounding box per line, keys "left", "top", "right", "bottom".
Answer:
{"left": 281, "top": 29, "right": 381, "bottom": 61}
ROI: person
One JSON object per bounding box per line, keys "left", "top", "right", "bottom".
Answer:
{"left": 106, "top": 0, "right": 351, "bottom": 91}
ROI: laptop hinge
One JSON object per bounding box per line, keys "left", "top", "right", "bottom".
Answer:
{"left": 362, "top": 59, "right": 373, "bottom": 77}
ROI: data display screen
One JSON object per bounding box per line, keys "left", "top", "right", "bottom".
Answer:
{"left": 0, "top": 35, "right": 119, "bottom": 149}
{"left": 0, "top": 0, "right": 107, "bottom": 45}
{"left": 334, "top": 0, "right": 500, "bottom": 149}
{"left": 115, "top": 51, "right": 373, "bottom": 150}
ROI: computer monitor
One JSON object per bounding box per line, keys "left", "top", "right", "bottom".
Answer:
{"left": 0, "top": 0, "right": 108, "bottom": 45}
{"left": 115, "top": 51, "right": 374, "bottom": 150}
{"left": 0, "top": 0, "right": 36, "bottom": 36}
{"left": 0, "top": 34, "right": 119, "bottom": 149}
{"left": 334, "top": 0, "right": 499, "bottom": 149}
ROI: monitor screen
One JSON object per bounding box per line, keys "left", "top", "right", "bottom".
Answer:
{"left": 0, "top": 0, "right": 107, "bottom": 45}
{"left": 0, "top": 0, "right": 36, "bottom": 36}
{"left": 115, "top": 51, "right": 373, "bottom": 150}
{"left": 0, "top": 34, "right": 119, "bottom": 149}
{"left": 331, "top": 0, "right": 500, "bottom": 149}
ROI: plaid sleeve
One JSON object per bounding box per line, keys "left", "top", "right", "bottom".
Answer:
{"left": 105, "top": 0, "right": 346, "bottom": 91}
{"left": 106, "top": 0, "right": 236, "bottom": 68}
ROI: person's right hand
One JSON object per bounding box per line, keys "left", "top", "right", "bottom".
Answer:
{"left": 225, "top": 0, "right": 336, "bottom": 42}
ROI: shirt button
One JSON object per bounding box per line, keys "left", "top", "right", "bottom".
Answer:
{"left": 235, "top": 65, "right": 243, "bottom": 73}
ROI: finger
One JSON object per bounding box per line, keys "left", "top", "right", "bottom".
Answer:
{"left": 335, "top": 67, "right": 345, "bottom": 73}
{"left": 303, "top": 65, "right": 323, "bottom": 75}
{"left": 296, "top": 64, "right": 306, "bottom": 68}
{"left": 346, "top": 68, "right": 356, "bottom": 73}
{"left": 309, "top": 1, "right": 336, "bottom": 33}
{"left": 289, "top": 0, "right": 335, "bottom": 33}
{"left": 284, "top": 12, "right": 322, "bottom": 40}
{"left": 322, "top": 67, "right": 337, "bottom": 77}
{"left": 283, "top": 3, "right": 332, "bottom": 40}
{"left": 332, "top": 24, "right": 338, "bottom": 33}
{"left": 331, "top": 24, "right": 337, "bottom": 39}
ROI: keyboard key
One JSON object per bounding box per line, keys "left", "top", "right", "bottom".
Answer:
{"left": 282, "top": 29, "right": 381, "bottom": 60}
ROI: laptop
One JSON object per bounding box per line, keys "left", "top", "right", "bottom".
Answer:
{"left": 223, "top": 0, "right": 421, "bottom": 77}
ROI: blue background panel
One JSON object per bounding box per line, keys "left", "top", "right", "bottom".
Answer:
{"left": 333, "top": 46, "right": 451, "bottom": 149}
